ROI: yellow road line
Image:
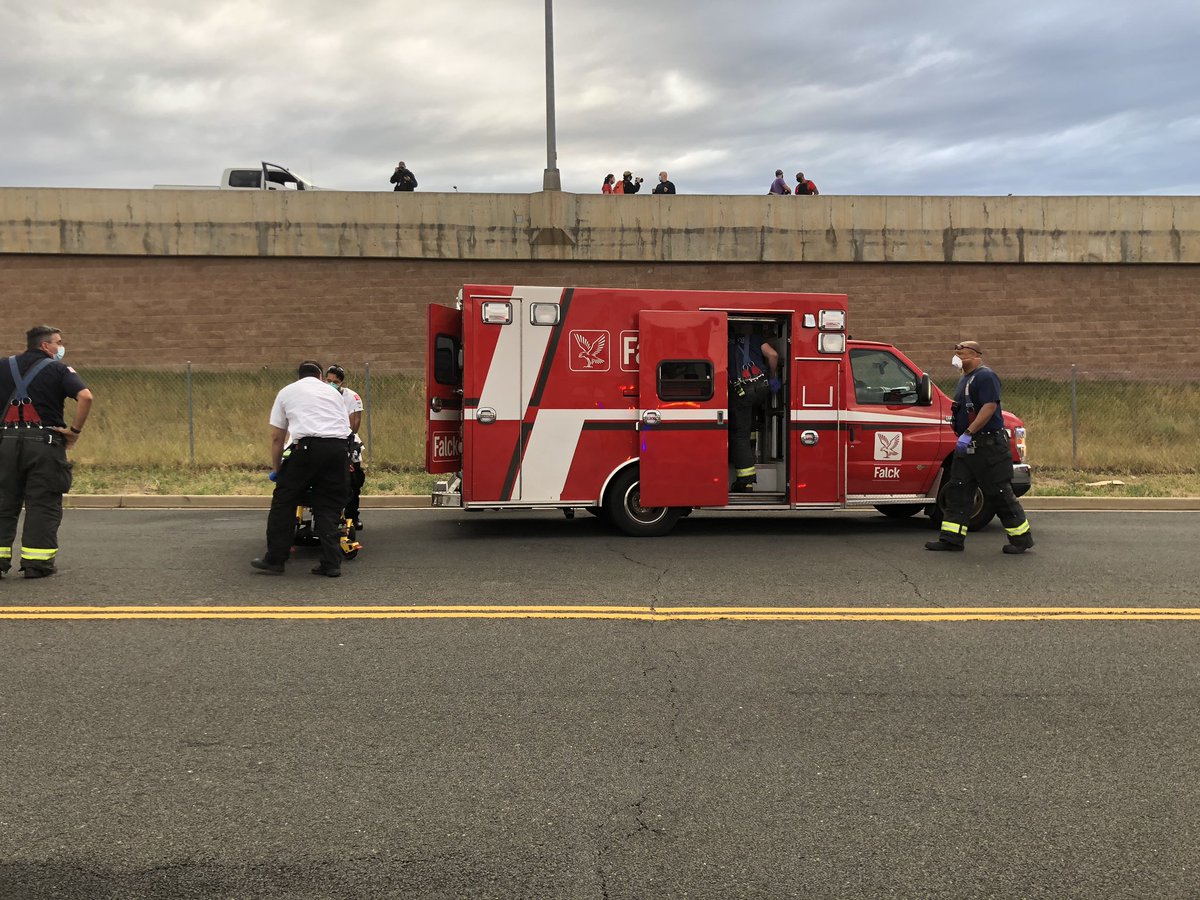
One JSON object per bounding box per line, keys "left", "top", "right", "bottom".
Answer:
{"left": 2, "top": 605, "right": 1200, "bottom": 621}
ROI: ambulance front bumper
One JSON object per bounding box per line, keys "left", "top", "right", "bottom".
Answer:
{"left": 1012, "top": 463, "right": 1032, "bottom": 498}
{"left": 432, "top": 476, "right": 463, "bottom": 508}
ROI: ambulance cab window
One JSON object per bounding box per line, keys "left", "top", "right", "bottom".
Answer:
{"left": 850, "top": 349, "right": 919, "bottom": 405}
{"left": 433, "top": 334, "right": 462, "bottom": 386}
{"left": 657, "top": 360, "right": 713, "bottom": 401}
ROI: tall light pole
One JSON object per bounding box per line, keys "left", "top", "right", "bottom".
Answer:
{"left": 541, "top": 0, "right": 562, "bottom": 191}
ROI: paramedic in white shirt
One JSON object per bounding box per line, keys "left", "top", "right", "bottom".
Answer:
{"left": 325, "top": 364, "right": 366, "bottom": 529}
{"left": 251, "top": 360, "right": 351, "bottom": 577}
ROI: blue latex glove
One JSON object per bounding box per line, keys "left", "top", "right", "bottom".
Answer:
{"left": 954, "top": 433, "right": 972, "bottom": 456}
{"left": 768, "top": 377, "right": 782, "bottom": 393}
{"left": 268, "top": 470, "right": 278, "bottom": 482}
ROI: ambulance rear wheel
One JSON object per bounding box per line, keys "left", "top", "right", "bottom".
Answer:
{"left": 604, "top": 468, "right": 682, "bottom": 537}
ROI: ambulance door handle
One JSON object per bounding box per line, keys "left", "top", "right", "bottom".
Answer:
{"left": 800, "top": 430, "right": 819, "bottom": 446}
{"left": 642, "top": 411, "right": 661, "bottom": 426}
{"left": 477, "top": 408, "right": 497, "bottom": 425}
{"left": 717, "top": 410, "right": 725, "bottom": 425}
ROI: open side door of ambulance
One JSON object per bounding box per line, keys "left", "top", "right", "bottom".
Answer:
{"left": 425, "top": 304, "right": 463, "bottom": 475}
{"left": 637, "top": 310, "right": 728, "bottom": 508}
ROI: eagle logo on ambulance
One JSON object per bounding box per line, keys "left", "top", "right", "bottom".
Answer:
{"left": 874, "top": 431, "right": 902, "bottom": 461}
{"left": 569, "top": 331, "right": 609, "bottom": 371}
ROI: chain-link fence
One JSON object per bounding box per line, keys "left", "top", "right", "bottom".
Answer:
{"left": 66, "top": 364, "right": 1199, "bottom": 475}
{"left": 934, "top": 367, "right": 1200, "bottom": 474}
{"left": 69, "top": 365, "right": 426, "bottom": 471}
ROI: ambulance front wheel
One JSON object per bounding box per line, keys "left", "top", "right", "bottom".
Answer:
{"left": 604, "top": 468, "right": 683, "bottom": 537}
{"left": 928, "top": 479, "right": 997, "bottom": 532}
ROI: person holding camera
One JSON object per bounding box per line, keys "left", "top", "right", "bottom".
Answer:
{"left": 620, "top": 171, "right": 643, "bottom": 194}
{"left": 389, "top": 161, "right": 418, "bottom": 191}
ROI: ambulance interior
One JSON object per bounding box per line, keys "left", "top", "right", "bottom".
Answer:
{"left": 727, "top": 315, "right": 789, "bottom": 505}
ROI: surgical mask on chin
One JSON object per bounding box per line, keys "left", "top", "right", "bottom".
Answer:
{"left": 55, "top": 346, "right": 65, "bottom": 361}
{"left": 951, "top": 354, "right": 963, "bottom": 370}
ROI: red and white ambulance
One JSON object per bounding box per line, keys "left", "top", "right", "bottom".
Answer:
{"left": 425, "top": 285, "right": 1030, "bottom": 536}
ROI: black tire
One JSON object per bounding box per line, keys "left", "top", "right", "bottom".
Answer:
{"left": 875, "top": 503, "right": 924, "bottom": 520}
{"left": 603, "top": 467, "right": 682, "bottom": 537}
{"left": 929, "top": 473, "right": 996, "bottom": 531}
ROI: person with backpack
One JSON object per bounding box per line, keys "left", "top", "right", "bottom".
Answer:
{"left": 794, "top": 172, "right": 819, "bottom": 195}
{"left": 727, "top": 328, "right": 780, "bottom": 492}
{"left": 0, "top": 325, "right": 93, "bottom": 578}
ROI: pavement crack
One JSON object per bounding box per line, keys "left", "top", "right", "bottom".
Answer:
{"left": 895, "top": 565, "right": 939, "bottom": 606}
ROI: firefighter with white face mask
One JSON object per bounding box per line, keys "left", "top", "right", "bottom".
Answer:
{"left": 926, "top": 340, "right": 1034, "bottom": 554}
{"left": 0, "top": 325, "right": 93, "bottom": 578}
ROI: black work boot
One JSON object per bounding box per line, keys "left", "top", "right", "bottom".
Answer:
{"left": 924, "top": 539, "right": 964, "bottom": 552}
{"left": 730, "top": 475, "right": 756, "bottom": 493}
{"left": 1003, "top": 533, "right": 1035, "bottom": 554}
{"left": 251, "top": 557, "right": 285, "bottom": 574}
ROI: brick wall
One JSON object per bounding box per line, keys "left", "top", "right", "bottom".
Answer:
{"left": 1, "top": 255, "right": 1194, "bottom": 375}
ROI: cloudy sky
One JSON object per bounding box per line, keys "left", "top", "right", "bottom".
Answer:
{"left": 2, "top": 0, "right": 1198, "bottom": 196}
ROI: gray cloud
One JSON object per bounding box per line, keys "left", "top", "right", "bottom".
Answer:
{"left": 1, "top": 0, "right": 1197, "bottom": 196}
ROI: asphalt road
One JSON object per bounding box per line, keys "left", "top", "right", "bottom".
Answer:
{"left": 2, "top": 509, "right": 1199, "bottom": 898}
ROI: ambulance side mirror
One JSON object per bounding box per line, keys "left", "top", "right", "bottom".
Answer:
{"left": 917, "top": 373, "right": 933, "bottom": 406}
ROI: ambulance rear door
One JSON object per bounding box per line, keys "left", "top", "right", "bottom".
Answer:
{"left": 637, "top": 310, "right": 728, "bottom": 508}
{"left": 425, "top": 303, "right": 463, "bottom": 474}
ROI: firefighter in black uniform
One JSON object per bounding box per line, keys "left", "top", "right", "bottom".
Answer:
{"left": 0, "top": 326, "right": 93, "bottom": 578}
{"left": 925, "top": 340, "right": 1034, "bottom": 554}
{"left": 728, "top": 329, "right": 780, "bottom": 492}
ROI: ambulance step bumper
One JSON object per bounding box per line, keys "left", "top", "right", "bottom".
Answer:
{"left": 432, "top": 477, "right": 463, "bottom": 508}
{"left": 725, "top": 491, "right": 787, "bottom": 506}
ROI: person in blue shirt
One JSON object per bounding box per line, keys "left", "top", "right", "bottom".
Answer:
{"left": 728, "top": 329, "right": 780, "bottom": 492}
{"left": 925, "top": 340, "right": 1034, "bottom": 554}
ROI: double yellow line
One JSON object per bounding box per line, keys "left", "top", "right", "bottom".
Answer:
{"left": 2, "top": 605, "right": 1200, "bottom": 621}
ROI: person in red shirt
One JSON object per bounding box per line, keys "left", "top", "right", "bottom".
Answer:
{"left": 794, "top": 172, "right": 819, "bottom": 195}
{"left": 601, "top": 174, "right": 616, "bottom": 194}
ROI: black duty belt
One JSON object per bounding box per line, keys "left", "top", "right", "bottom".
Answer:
{"left": 297, "top": 436, "right": 352, "bottom": 444}
{"left": 1, "top": 429, "right": 63, "bottom": 444}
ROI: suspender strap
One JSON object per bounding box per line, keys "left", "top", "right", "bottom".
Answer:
{"left": 5, "top": 355, "right": 55, "bottom": 423}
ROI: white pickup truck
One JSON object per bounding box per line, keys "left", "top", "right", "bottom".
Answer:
{"left": 154, "top": 162, "right": 324, "bottom": 191}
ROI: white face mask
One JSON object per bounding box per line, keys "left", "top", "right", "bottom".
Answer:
{"left": 951, "top": 354, "right": 963, "bottom": 370}
{"left": 54, "top": 345, "right": 65, "bottom": 361}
